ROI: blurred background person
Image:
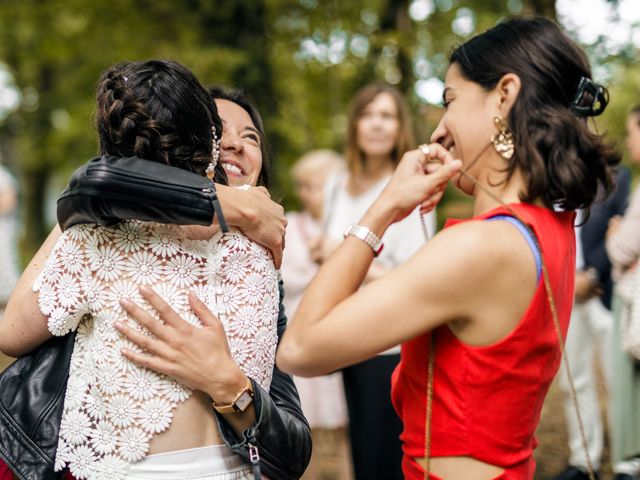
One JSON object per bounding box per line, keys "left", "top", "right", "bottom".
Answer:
{"left": 281, "top": 148, "right": 352, "bottom": 480}
{"left": 606, "top": 106, "right": 640, "bottom": 480}
{"left": 552, "top": 166, "right": 630, "bottom": 480}
{"left": 310, "top": 83, "right": 435, "bottom": 480}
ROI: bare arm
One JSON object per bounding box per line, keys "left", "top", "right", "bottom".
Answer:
{"left": 176, "top": 185, "right": 286, "bottom": 269}
{"left": 277, "top": 147, "right": 538, "bottom": 376}
{"left": 0, "top": 226, "right": 61, "bottom": 357}
{"left": 277, "top": 214, "right": 537, "bottom": 376}
{"left": 277, "top": 146, "right": 462, "bottom": 375}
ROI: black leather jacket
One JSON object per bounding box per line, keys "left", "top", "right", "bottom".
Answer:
{"left": 0, "top": 157, "right": 311, "bottom": 480}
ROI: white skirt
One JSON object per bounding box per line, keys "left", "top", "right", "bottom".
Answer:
{"left": 124, "top": 444, "right": 254, "bottom": 480}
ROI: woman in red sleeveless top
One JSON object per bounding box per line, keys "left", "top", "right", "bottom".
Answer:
{"left": 278, "top": 17, "right": 619, "bottom": 480}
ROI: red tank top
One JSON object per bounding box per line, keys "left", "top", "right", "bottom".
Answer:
{"left": 391, "top": 203, "right": 576, "bottom": 479}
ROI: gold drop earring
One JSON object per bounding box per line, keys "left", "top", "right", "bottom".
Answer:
{"left": 490, "top": 116, "right": 514, "bottom": 160}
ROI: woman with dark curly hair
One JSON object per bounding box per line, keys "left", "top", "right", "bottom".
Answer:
{"left": 278, "top": 17, "right": 619, "bottom": 480}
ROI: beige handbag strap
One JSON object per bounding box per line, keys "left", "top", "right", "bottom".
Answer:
{"left": 422, "top": 168, "right": 595, "bottom": 480}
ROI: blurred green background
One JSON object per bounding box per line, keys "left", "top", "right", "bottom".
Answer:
{"left": 0, "top": 0, "right": 638, "bottom": 262}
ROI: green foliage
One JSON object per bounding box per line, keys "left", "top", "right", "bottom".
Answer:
{"left": 0, "top": 0, "right": 636, "bottom": 260}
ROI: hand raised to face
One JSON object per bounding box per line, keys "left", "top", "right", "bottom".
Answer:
{"left": 375, "top": 143, "right": 462, "bottom": 225}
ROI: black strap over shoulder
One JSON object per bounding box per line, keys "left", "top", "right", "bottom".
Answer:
{"left": 57, "top": 155, "right": 227, "bottom": 232}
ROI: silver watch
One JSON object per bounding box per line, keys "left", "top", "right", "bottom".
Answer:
{"left": 343, "top": 224, "right": 384, "bottom": 257}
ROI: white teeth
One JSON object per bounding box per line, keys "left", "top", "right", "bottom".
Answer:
{"left": 223, "top": 163, "right": 242, "bottom": 175}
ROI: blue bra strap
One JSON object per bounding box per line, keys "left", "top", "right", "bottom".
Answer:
{"left": 486, "top": 215, "right": 542, "bottom": 282}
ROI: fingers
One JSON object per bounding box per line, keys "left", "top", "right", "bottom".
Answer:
{"left": 115, "top": 320, "right": 166, "bottom": 357}
{"left": 427, "top": 158, "right": 462, "bottom": 184}
{"left": 138, "top": 286, "right": 185, "bottom": 329}
{"left": 272, "top": 250, "right": 283, "bottom": 269}
{"left": 188, "top": 291, "right": 223, "bottom": 329}
{"left": 255, "top": 186, "right": 272, "bottom": 198}
{"left": 119, "top": 297, "right": 173, "bottom": 342}
{"left": 272, "top": 221, "right": 286, "bottom": 269}
{"left": 120, "top": 347, "right": 172, "bottom": 376}
{"left": 424, "top": 143, "right": 457, "bottom": 166}
{"left": 271, "top": 231, "right": 284, "bottom": 269}
{"left": 420, "top": 189, "right": 446, "bottom": 214}
{"left": 416, "top": 158, "right": 459, "bottom": 213}
{"left": 409, "top": 143, "right": 460, "bottom": 175}
{"left": 419, "top": 183, "right": 448, "bottom": 213}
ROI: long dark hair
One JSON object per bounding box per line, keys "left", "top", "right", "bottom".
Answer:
{"left": 450, "top": 17, "right": 619, "bottom": 211}
{"left": 208, "top": 86, "right": 271, "bottom": 188}
{"left": 95, "top": 60, "right": 226, "bottom": 184}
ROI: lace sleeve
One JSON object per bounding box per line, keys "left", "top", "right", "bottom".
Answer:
{"left": 33, "top": 225, "right": 94, "bottom": 336}
{"left": 211, "top": 230, "right": 280, "bottom": 391}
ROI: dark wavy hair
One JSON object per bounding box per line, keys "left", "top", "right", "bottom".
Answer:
{"left": 208, "top": 86, "right": 271, "bottom": 189}
{"left": 450, "top": 17, "right": 619, "bottom": 211}
{"left": 95, "top": 60, "right": 227, "bottom": 184}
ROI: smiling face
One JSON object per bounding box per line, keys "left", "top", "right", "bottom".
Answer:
{"left": 430, "top": 63, "right": 504, "bottom": 193}
{"left": 356, "top": 92, "right": 401, "bottom": 160}
{"left": 216, "top": 99, "right": 263, "bottom": 187}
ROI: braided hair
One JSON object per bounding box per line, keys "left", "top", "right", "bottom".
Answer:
{"left": 95, "top": 60, "right": 226, "bottom": 183}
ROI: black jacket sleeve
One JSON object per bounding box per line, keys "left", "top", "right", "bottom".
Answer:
{"left": 214, "top": 281, "right": 312, "bottom": 480}
{"left": 56, "top": 157, "right": 312, "bottom": 479}
{"left": 57, "top": 156, "right": 219, "bottom": 231}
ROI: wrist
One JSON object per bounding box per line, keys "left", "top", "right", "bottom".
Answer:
{"left": 205, "top": 366, "right": 248, "bottom": 406}
{"left": 360, "top": 199, "right": 397, "bottom": 238}
{"left": 214, "top": 184, "right": 245, "bottom": 227}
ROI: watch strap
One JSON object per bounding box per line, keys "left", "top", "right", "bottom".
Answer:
{"left": 343, "top": 224, "right": 384, "bottom": 257}
{"left": 212, "top": 377, "right": 254, "bottom": 414}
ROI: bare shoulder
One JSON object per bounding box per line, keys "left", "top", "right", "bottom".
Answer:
{"left": 424, "top": 219, "right": 532, "bottom": 266}
{"left": 411, "top": 218, "right": 538, "bottom": 297}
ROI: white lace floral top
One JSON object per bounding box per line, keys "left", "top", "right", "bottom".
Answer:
{"left": 33, "top": 221, "right": 279, "bottom": 480}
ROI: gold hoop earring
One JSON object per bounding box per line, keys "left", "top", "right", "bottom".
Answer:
{"left": 491, "top": 116, "right": 514, "bottom": 160}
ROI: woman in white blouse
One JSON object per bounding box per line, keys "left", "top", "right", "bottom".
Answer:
{"left": 0, "top": 61, "right": 289, "bottom": 480}
{"left": 280, "top": 149, "right": 352, "bottom": 479}
{"left": 310, "top": 83, "right": 435, "bottom": 480}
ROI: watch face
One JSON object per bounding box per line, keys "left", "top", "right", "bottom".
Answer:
{"left": 235, "top": 390, "right": 253, "bottom": 412}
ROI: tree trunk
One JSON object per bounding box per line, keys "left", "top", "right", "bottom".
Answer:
{"left": 21, "top": 168, "right": 48, "bottom": 257}
{"left": 379, "top": 0, "right": 414, "bottom": 95}
{"left": 524, "top": 0, "right": 556, "bottom": 18}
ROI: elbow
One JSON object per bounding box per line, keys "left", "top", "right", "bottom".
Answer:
{"left": 275, "top": 337, "right": 303, "bottom": 376}
{"left": 0, "top": 311, "right": 35, "bottom": 359}
{"left": 276, "top": 334, "right": 321, "bottom": 378}
{"left": 0, "top": 344, "right": 19, "bottom": 359}
{"left": 0, "top": 328, "right": 20, "bottom": 359}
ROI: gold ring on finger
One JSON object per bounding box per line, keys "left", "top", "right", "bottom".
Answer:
{"left": 420, "top": 143, "right": 443, "bottom": 165}
{"left": 418, "top": 143, "right": 432, "bottom": 159}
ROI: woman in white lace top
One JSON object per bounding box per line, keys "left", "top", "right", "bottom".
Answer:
{"left": 0, "top": 61, "right": 283, "bottom": 480}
